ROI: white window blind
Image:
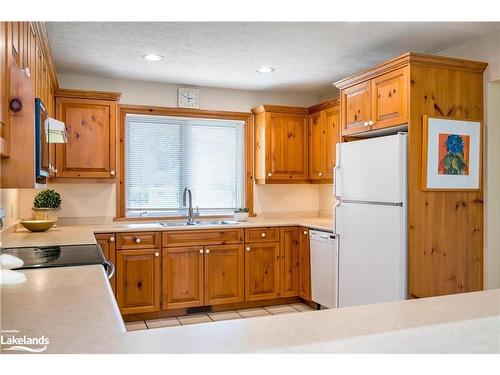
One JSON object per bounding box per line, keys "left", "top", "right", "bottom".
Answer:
{"left": 125, "top": 114, "right": 245, "bottom": 217}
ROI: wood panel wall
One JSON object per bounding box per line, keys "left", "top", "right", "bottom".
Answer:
{"left": 408, "top": 62, "right": 485, "bottom": 298}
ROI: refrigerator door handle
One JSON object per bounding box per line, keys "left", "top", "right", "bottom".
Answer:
{"left": 334, "top": 143, "right": 342, "bottom": 199}
{"left": 334, "top": 201, "right": 341, "bottom": 235}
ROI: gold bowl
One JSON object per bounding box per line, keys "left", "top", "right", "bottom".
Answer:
{"left": 20, "top": 219, "right": 57, "bottom": 232}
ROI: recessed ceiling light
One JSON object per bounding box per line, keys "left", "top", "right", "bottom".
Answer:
{"left": 257, "top": 66, "right": 274, "bottom": 73}
{"left": 142, "top": 54, "right": 164, "bottom": 62}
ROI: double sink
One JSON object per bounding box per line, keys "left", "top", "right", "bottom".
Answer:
{"left": 159, "top": 220, "right": 239, "bottom": 227}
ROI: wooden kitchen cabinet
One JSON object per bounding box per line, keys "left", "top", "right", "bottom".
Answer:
{"left": 244, "top": 242, "right": 281, "bottom": 301}
{"left": 337, "top": 66, "right": 408, "bottom": 137}
{"left": 252, "top": 105, "right": 309, "bottom": 183}
{"left": 162, "top": 246, "right": 204, "bottom": 309}
{"left": 115, "top": 248, "right": 161, "bottom": 315}
{"left": 54, "top": 90, "right": 120, "bottom": 179}
{"left": 308, "top": 99, "right": 340, "bottom": 182}
{"left": 280, "top": 227, "right": 299, "bottom": 298}
{"left": 204, "top": 244, "right": 244, "bottom": 305}
{"left": 95, "top": 233, "right": 117, "bottom": 293}
{"left": 298, "top": 227, "right": 311, "bottom": 301}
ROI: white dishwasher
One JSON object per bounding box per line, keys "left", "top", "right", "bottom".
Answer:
{"left": 309, "top": 230, "right": 338, "bottom": 309}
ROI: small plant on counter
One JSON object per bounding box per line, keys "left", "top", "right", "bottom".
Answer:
{"left": 233, "top": 208, "right": 250, "bottom": 222}
{"left": 32, "top": 189, "right": 61, "bottom": 221}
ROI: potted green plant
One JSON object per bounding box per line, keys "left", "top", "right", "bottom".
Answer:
{"left": 233, "top": 208, "right": 249, "bottom": 222}
{"left": 32, "top": 189, "right": 61, "bottom": 221}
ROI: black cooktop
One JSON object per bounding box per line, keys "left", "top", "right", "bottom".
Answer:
{"left": 0, "top": 244, "right": 106, "bottom": 269}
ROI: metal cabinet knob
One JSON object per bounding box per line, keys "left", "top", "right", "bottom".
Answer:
{"left": 319, "top": 172, "right": 322, "bottom": 177}
{"left": 154, "top": 252, "right": 159, "bottom": 257}
{"left": 368, "top": 120, "right": 375, "bottom": 126}
{"left": 109, "top": 236, "right": 115, "bottom": 242}
{"left": 199, "top": 249, "right": 204, "bottom": 253}
{"left": 261, "top": 232, "right": 266, "bottom": 237}
{"left": 364, "top": 121, "right": 369, "bottom": 127}
{"left": 135, "top": 238, "right": 141, "bottom": 243}
{"left": 110, "top": 170, "right": 116, "bottom": 176}
{"left": 303, "top": 231, "right": 308, "bottom": 235}
{"left": 205, "top": 249, "right": 210, "bottom": 254}
{"left": 268, "top": 173, "right": 272, "bottom": 177}
{"left": 246, "top": 247, "right": 251, "bottom": 251}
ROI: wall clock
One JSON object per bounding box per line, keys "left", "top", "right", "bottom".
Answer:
{"left": 178, "top": 88, "right": 200, "bottom": 109}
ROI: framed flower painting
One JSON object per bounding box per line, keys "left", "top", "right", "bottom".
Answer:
{"left": 422, "top": 116, "right": 482, "bottom": 191}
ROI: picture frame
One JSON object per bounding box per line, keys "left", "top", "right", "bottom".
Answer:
{"left": 421, "top": 116, "right": 482, "bottom": 191}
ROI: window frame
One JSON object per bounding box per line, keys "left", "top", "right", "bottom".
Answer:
{"left": 115, "top": 104, "right": 254, "bottom": 220}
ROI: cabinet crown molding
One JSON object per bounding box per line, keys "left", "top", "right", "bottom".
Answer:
{"left": 308, "top": 98, "right": 340, "bottom": 114}
{"left": 251, "top": 104, "right": 308, "bottom": 115}
{"left": 333, "top": 52, "right": 488, "bottom": 90}
{"left": 55, "top": 88, "right": 122, "bottom": 101}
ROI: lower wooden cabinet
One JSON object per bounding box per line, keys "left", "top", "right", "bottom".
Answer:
{"left": 162, "top": 244, "right": 244, "bottom": 309}
{"left": 204, "top": 244, "right": 244, "bottom": 305}
{"left": 280, "top": 227, "right": 299, "bottom": 298}
{"left": 298, "top": 227, "right": 311, "bottom": 301}
{"left": 115, "top": 248, "right": 161, "bottom": 315}
{"left": 94, "top": 233, "right": 116, "bottom": 293}
{"left": 162, "top": 246, "right": 204, "bottom": 309}
{"left": 244, "top": 242, "right": 281, "bottom": 301}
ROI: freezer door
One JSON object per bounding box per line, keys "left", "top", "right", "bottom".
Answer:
{"left": 334, "top": 133, "right": 407, "bottom": 203}
{"left": 336, "top": 202, "right": 407, "bottom": 308}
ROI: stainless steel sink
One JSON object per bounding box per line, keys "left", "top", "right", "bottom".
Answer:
{"left": 159, "top": 220, "right": 239, "bottom": 227}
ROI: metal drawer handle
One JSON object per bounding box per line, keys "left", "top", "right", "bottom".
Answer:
{"left": 261, "top": 232, "right": 266, "bottom": 237}
{"left": 135, "top": 238, "right": 141, "bottom": 243}
{"left": 109, "top": 236, "right": 115, "bottom": 242}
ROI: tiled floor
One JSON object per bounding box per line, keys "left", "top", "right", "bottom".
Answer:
{"left": 125, "top": 303, "right": 315, "bottom": 332}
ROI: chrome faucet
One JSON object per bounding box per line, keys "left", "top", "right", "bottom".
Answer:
{"left": 182, "top": 187, "right": 199, "bottom": 224}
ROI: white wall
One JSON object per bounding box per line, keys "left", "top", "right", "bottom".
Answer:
{"left": 437, "top": 28, "right": 500, "bottom": 289}
{"left": 17, "top": 74, "right": 325, "bottom": 219}
{"left": 0, "top": 189, "right": 20, "bottom": 229}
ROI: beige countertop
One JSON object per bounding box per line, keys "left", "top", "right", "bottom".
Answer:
{"left": 1, "top": 264, "right": 499, "bottom": 353}
{"left": 0, "top": 216, "right": 334, "bottom": 248}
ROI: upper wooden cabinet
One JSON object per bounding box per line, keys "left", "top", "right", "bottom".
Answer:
{"left": 252, "top": 105, "right": 309, "bottom": 183}
{"left": 336, "top": 65, "right": 408, "bottom": 136}
{"left": 53, "top": 90, "right": 120, "bottom": 179}
{"left": 308, "top": 99, "right": 340, "bottom": 182}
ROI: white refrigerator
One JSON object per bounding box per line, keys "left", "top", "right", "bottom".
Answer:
{"left": 334, "top": 133, "right": 407, "bottom": 308}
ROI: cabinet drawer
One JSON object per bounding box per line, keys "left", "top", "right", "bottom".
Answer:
{"left": 162, "top": 229, "right": 243, "bottom": 247}
{"left": 116, "top": 232, "right": 160, "bottom": 250}
{"left": 245, "top": 227, "right": 280, "bottom": 243}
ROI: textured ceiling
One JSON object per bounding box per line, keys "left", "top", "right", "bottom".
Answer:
{"left": 47, "top": 22, "right": 500, "bottom": 95}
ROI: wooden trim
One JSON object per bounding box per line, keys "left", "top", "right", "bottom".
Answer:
{"left": 308, "top": 98, "right": 340, "bottom": 114}
{"left": 421, "top": 115, "right": 483, "bottom": 192}
{"left": 31, "top": 22, "right": 59, "bottom": 91}
{"left": 116, "top": 105, "right": 254, "bottom": 219}
{"left": 55, "top": 88, "right": 121, "bottom": 101}
{"left": 334, "top": 52, "right": 488, "bottom": 90}
{"left": 251, "top": 104, "right": 308, "bottom": 115}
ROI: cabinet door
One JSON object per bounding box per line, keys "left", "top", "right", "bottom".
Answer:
{"left": 280, "top": 227, "right": 299, "bottom": 297}
{"left": 116, "top": 249, "right": 160, "bottom": 315}
{"left": 204, "top": 244, "right": 244, "bottom": 305}
{"left": 163, "top": 246, "right": 204, "bottom": 309}
{"left": 308, "top": 111, "right": 325, "bottom": 180}
{"left": 245, "top": 242, "right": 280, "bottom": 301}
{"left": 370, "top": 67, "right": 408, "bottom": 130}
{"left": 55, "top": 97, "right": 116, "bottom": 178}
{"left": 267, "top": 112, "right": 308, "bottom": 180}
{"left": 341, "top": 80, "right": 371, "bottom": 136}
{"left": 95, "top": 233, "right": 117, "bottom": 293}
{"left": 298, "top": 227, "right": 311, "bottom": 301}
{"left": 324, "top": 106, "right": 340, "bottom": 181}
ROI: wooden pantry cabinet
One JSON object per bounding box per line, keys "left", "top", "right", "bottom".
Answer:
{"left": 54, "top": 90, "right": 120, "bottom": 179}
{"left": 337, "top": 65, "right": 408, "bottom": 136}
{"left": 308, "top": 99, "right": 340, "bottom": 182}
{"left": 252, "top": 105, "right": 309, "bottom": 183}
